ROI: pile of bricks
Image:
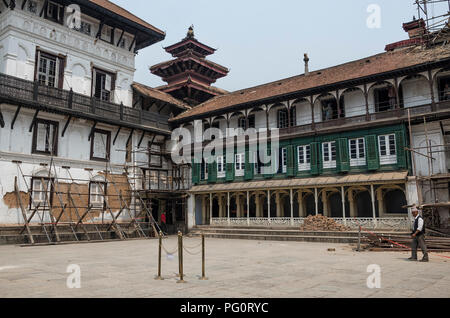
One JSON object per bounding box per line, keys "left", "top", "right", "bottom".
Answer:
{"left": 300, "top": 215, "right": 350, "bottom": 232}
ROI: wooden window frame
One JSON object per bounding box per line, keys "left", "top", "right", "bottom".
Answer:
{"left": 378, "top": 134, "right": 397, "bottom": 165}
{"left": 44, "top": 1, "right": 65, "bottom": 25}
{"left": 31, "top": 118, "right": 59, "bottom": 156}
{"left": 297, "top": 145, "right": 311, "bottom": 172}
{"left": 322, "top": 141, "right": 337, "bottom": 169}
{"left": 90, "top": 129, "right": 111, "bottom": 162}
{"left": 30, "top": 177, "right": 54, "bottom": 210}
{"left": 349, "top": 138, "right": 366, "bottom": 167}
{"left": 235, "top": 153, "right": 245, "bottom": 177}
{"left": 91, "top": 67, "right": 116, "bottom": 102}
{"left": 149, "top": 142, "right": 163, "bottom": 168}
{"left": 88, "top": 181, "right": 107, "bottom": 211}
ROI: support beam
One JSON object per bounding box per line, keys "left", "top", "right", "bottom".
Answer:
{"left": 10, "top": 106, "right": 21, "bottom": 130}
{"left": 137, "top": 131, "right": 145, "bottom": 148}
{"left": 28, "top": 109, "right": 39, "bottom": 133}
{"left": 371, "top": 185, "right": 377, "bottom": 226}
{"left": 61, "top": 116, "right": 72, "bottom": 138}
{"left": 210, "top": 193, "right": 213, "bottom": 226}
{"left": 341, "top": 186, "right": 346, "bottom": 225}
{"left": 129, "top": 33, "right": 137, "bottom": 51}
{"left": 126, "top": 128, "right": 135, "bottom": 148}
{"left": 39, "top": 0, "right": 48, "bottom": 17}
{"left": 247, "top": 191, "right": 250, "bottom": 226}
{"left": 87, "top": 121, "right": 97, "bottom": 141}
{"left": 290, "top": 189, "right": 294, "bottom": 226}
{"left": 113, "top": 126, "right": 122, "bottom": 145}
{"left": 96, "top": 20, "right": 105, "bottom": 39}
{"left": 314, "top": 188, "right": 318, "bottom": 215}
{"left": 0, "top": 109, "right": 4, "bottom": 128}
{"left": 116, "top": 29, "right": 125, "bottom": 47}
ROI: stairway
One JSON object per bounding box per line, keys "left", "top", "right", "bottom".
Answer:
{"left": 189, "top": 225, "right": 410, "bottom": 244}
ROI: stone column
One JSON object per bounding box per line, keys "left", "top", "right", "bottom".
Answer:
{"left": 322, "top": 191, "right": 328, "bottom": 217}
{"left": 267, "top": 190, "right": 271, "bottom": 222}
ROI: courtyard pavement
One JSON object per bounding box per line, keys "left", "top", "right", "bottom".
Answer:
{"left": 0, "top": 237, "right": 449, "bottom": 298}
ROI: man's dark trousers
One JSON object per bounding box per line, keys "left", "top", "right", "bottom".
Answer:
{"left": 411, "top": 234, "right": 428, "bottom": 260}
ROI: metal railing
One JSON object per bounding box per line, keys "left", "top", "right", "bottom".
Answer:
{"left": 0, "top": 73, "right": 170, "bottom": 131}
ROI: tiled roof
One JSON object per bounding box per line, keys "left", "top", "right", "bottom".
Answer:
{"left": 171, "top": 44, "right": 450, "bottom": 122}
{"left": 132, "top": 82, "right": 191, "bottom": 110}
{"left": 88, "top": 0, "right": 165, "bottom": 36}
{"left": 189, "top": 172, "right": 409, "bottom": 193}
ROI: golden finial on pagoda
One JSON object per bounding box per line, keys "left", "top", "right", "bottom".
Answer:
{"left": 187, "top": 25, "right": 194, "bottom": 38}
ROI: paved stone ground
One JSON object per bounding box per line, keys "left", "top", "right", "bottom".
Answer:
{"left": 0, "top": 237, "right": 449, "bottom": 298}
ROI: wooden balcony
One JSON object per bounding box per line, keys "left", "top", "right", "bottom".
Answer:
{"left": 279, "top": 100, "right": 450, "bottom": 138}
{"left": 0, "top": 73, "right": 171, "bottom": 134}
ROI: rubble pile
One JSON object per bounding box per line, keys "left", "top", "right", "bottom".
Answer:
{"left": 300, "top": 215, "right": 350, "bottom": 232}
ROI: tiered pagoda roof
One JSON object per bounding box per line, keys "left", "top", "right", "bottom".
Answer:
{"left": 150, "top": 26, "right": 229, "bottom": 106}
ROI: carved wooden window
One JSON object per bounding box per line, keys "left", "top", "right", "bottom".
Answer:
{"left": 90, "top": 129, "right": 111, "bottom": 161}
{"left": 322, "top": 141, "right": 337, "bottom": 169}
{"left": 149, "top": 143, "right": 162, "bottom": 168}
{"left": 31, "top": 177, "right": 53, "bottom": 209}
{"left": 378, "top": 134, "right": 397, "bottom": 165}
{"left": 92, "top": 68, "right": 116, "bottom": 102}
{"left": 349, "top": 138, "right": 366, "bottom": 166}
{"left": 45, "top": 1, "right": 64, "bottom": 24}
{"left": 32, "top": 119, "right": 58, "bottom": 156}
{"left": 298, "top": 145, "right": 311, "bottom": 171}
{"left": 89, "top": 181, "right": 106, "bottom": 210}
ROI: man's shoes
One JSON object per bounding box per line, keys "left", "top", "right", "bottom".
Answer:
{"left": 408, "top": 257, "right": 417, "bottom": 261}
{"left": 420, "top": 257, "right": 429, "bottom": 262}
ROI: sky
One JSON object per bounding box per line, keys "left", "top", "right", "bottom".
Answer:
{"left": 112, "top": 0, "right": 447, "bottom": 92}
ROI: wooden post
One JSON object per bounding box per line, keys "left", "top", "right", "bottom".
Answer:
{"left": 177, "top": 231, "right": 186, "bottom": 283}
{"left": 371, "top": 184, "right": 377, "bottom": 227}
{"left": 155, "top": 231, "right": 163, "bottom": 280}
{"left": 14, "top": 177, "right": 34, "bottom": 244}
{"left": 200, "top": 233, "right": 208, "bottom": 280}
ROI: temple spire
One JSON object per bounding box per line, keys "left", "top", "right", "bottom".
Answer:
{"left": 186, "top": 25, "right": 195, "bottom": 39}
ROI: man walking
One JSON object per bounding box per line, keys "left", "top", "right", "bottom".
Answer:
{"left": 409, "top": 207, "right": 429, "bottom": 262}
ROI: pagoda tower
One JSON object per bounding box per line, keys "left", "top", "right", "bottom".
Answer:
{"left": 150, "top": 26, "right": 229, "bottom": 106}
